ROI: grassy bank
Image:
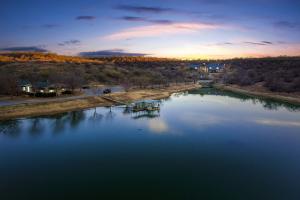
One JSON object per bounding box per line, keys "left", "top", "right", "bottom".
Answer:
{"left": 0, "top": 96, "right": 113, "bottom": 121}
{"left": 107, "top": 84, "right": 200, "bottom": 104}
{"left": 214, "top": 84, "right": 300, "bottom": 105}
{"left": 0, "top": 84, "right": 200, "bottom": 120}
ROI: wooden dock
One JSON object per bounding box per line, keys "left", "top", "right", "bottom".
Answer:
{"left": 102, "top": 96, "right": 161, "bottom": 112}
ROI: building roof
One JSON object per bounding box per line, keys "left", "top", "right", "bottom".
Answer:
{"left": 18, "top": 80, "right": 32, "bottom": 86}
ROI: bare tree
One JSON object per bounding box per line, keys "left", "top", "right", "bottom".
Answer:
{"left": 0, "top": 73, "right": 19, "bottom": 98}
{"left": 64, "top": 70, "right": 85, "bottom": 93}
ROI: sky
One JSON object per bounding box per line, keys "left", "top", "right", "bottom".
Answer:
{"left": 1, "top": 0, "right": 300, "bottom": 59}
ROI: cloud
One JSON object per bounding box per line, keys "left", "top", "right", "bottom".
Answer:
{"left": 214, "top": 42, "right": 234, "bottom": 46}
{"left": 58, "top": 39, "right": 81, "bottom": 46}
{"left": 120, "top": 16, "right": 147, "bottom": 22}
{"left": 119, "top": 16, "right": 174, "bottom": 24}
{"left": 114, "top": 3, "right": 230, "bottom": 21}
{"left": 113, "top": 3, "right": 241, "bottom": 27}
{"left": 79, "top": 49, "right": 148, "bottom": 57}
{"left": 212, "top": 41, "right": 273, "bottom": 46}
{"left": 273, "top": 21, "right": 298, "bottom": 29}
{"left": 76, "top": 16, "right": 96, "bottom": 20}
{"left": 244, "top": 41, "right": 273, "bottom": 46}
{"left": 210, "top": 41, "right": 274, "bottom": 47}
{"left": 261, "top": 41, "right": 273, "bottom": 44}
{"left": 114, "top": 5, "right": 174, "bottom": 14}
{"left": 150, "top": 19, "right": 173, "bottom": 25}
{"left": 103, "top": 22, "right": 221, "bottom": 40}
{"left": 0, "top": 46, "right": 48, "bottom": 52}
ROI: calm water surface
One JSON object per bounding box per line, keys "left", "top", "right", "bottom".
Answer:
{"left": 1, "top": 88, "right": 300, "bottom": 200}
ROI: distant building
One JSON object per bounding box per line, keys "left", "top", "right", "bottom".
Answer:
{"left": 19, "top": 80, "right": 33, "bottom": 93}
{"left": 188, "top": 63, "right": 200, "bottom": 70}
{"left": 18, "top": 80, "right": 70, "bottom": 97}
{"left": 35, "top": 81, "right": 54, "bottom": 93}
{"left": 199, "top": 65, "right": 209, "bottom": 73}
{"left": 207, "top": 63, "right": 225, "bottom": 73}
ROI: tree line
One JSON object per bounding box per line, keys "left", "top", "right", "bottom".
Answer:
{"left": 221, "top": 57, "right": 300, "bottom": 93}
{"left": 0, "top": 55, "right": 200, "bottom": 97}
{"left": 0, "top": 52, "right": 103, "bottom": 63}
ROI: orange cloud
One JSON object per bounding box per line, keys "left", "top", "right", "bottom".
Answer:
{"left": 103, "top": 23, "right": 221, "bottom": 40}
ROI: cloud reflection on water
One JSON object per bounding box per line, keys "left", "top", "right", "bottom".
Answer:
{"left": 180, "top": 112, "right": 226, "bottom": 128}
{"left": 254, "top": 118, "right": 300, "bottom": 127}
{"left": 148, "top": 118, "right": 169, "bottom": 134}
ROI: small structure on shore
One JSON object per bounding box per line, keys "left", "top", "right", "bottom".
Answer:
{"left": 131, "top": 100, "right": 161, "bottom": 112}
{"left": 19, "top": 80, "right": 33, "bottom": 93}
{"left": 36, "top": 81, "right": 55, "bottom": 94}
{"left": 18, "top": 80, "right": 69, "bottom": 97}
{"left": 189, "top": 63, "right": 200, "bottom": 70}
{"left": 199, "top": 63, "right": 209, "bottom": 73}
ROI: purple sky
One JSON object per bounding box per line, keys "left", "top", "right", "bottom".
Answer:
{"left": 1, "top": 0, "right": 300, "bottom": 58}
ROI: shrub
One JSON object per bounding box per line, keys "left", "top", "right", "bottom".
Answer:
{"left": 61, "top": 90, "right": 73, "bottom": 95}
{"left": 35, "top": 92, "right": 56, "bottom": 97}
{"left": 222, "top": 57, "right": 300, "bottom": 93}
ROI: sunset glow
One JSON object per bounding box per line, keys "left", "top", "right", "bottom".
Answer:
{"left": 1, "top": 0, "right": 300, "bottom": 58}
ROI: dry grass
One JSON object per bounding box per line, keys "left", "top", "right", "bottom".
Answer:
{"left": 0, "top": 97, "right": 112, "bottom": 120}
{"left": 0, "top": 84, "right": 200, "bottom": 120}
{"left": 107, "top": 84, "right": 200, "bottom": 103}
{"left": 215, "top": 84, "right": 300, "bottom": 105}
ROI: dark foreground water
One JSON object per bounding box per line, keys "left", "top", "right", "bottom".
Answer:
{"left": 1, "top": 88, "right": 300, "bottom": 200}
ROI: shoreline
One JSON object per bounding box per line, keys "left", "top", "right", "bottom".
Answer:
{"left": 214, "top": 84, "right": 300, "bottom": 105}
{"left": 0, "top": 84, "right": 200, "bottom": 121}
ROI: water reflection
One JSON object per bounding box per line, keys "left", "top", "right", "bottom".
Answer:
{"left": 0, "top": 120, "right": 21, "bottom": 137}
{"left": 0, "top": 88, "right": 299, "bottom": 139}
{"left": 148, "top": 118, "right": 169, "bottom": 134}
{"left": 188, "top": 88, "right": 300, "bottom": 111}
{"left": 28, "top": 118, "right": 44, "bottom": 137}
{"left": 254, "top": 118, "right": 300, "bottom": 127}
{"left": 51, "top": 113, "right": 70, "bottom": 134}
{"left": 131, "top": 110, "right": 160, "bottom": 120}
{"left": 0, "top": 111, "right": 88, "bottom": 138}
{"left": 69, "top": 110, "right": 86, "bottom": 128}
{"left": 105, "top": 107, "right": 116, "bottom": 121}
{"left": 0, "top": 90, "right": 300, "bottom": 200}
{"left": 179, "top": 112, "right": 226, "bottom": 128}
{"left": 88, "top": 108, "right": 103, "bottom": 122}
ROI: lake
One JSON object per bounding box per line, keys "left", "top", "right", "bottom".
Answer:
{"left": 1, "top": 88, "right": 300, "bottom": 200}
